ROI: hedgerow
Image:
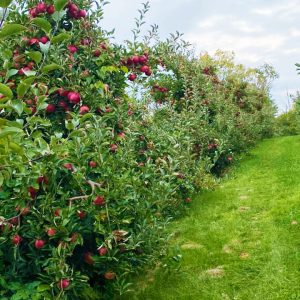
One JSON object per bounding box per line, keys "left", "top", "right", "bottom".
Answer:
{"left": 0, "top": 1, "right": 276, "bottom": 298}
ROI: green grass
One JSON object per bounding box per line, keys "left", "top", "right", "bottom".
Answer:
{"left": 126, "top": 136, "right": 300, "bottom": 300}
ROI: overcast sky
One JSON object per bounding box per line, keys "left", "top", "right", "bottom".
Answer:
{"left": 101, "top": 0, "right": 300, "bottom": 113}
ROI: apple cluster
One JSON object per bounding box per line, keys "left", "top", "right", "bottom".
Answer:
{"left": 121, "top": 53, "right": 152, "bottom": 81}
{"left": 29, "top": 2, "right": 55, "bottom": 18}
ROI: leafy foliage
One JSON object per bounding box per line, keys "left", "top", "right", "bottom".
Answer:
{"left": 0, "top": 1, "right": 276, "bottom": 299}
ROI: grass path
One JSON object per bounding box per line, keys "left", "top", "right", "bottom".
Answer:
{"left": 129, "top": 136, "right": 300, "bottom": 300}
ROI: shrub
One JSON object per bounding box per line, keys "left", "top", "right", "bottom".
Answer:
{"left": 0, "top": 1, "right": 276, "bottom": 298}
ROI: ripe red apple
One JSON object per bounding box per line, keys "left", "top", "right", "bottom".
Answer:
{"left": 27, "top": 61, "right": 35, "bottom": 69}
{"left": 47, "top": 228, "right": 56, "bottom": 236}
{"left": 80, "top": 38, "right": 90, "bottom": 46}
{"left": 28, "top": 38, "right": 39, "bottom": 46}
{"left": 98, "top": 247, "right": 108, "bottom": 256}
{"left": 93, "top": 196, "right": 105, "bottom": 206}
{"left": 21, "top": 207, "right": 30, "bottom": 216}
{"left": 185, "top": 197, "right": 192, "bottom": 203}
{"left": 79, "top": 105, "right": 89, "bottom": 115}
{"left": 117, "top": 132, "right": 125, "bottom": 139}
{"left": 89, "top": 161, "right": 97, "bottom": 168}
{"left": 46, "top": 5, "right": 55, "bottom": 14}
{"left": 140, "top": 65, "right": 149, "bottom": 73}
{"left": 28, "top": 186, "right": 38, "bottom": 199}
{"left": 110, "top": 144, "right": 118, "bottom": 152}
{"left": 128, "top": 73, "right": 137, "bottom": 81}
{"left": 68, "top": 45, "right": 78, "bottom": 54}
{"left": 145, "top": 69, "right": 152, "bottom": 76}
{"left": 12, "top": 235, "right": 22, "bottom": 246}
{"left": 18, "top": 67, "right": 31, "bottom": 76}
{"left": 70, "top": 233, "right": 78, "bottom": 243}
{"left": 39, "top": 36, "right": 49, "bottom": 44}
{"left": 10, "top": 216, "right": 19, "bottom": 225}
{"left": 54, "top": 208, "right": 61, "bottom": 217}
{"left": 58, "top": 88, "right": 70, "bottom": 97}
{"left": 29, "top": 106, "right": 37, "bottom": 114}
{"left": 77, "top": 210, "right": 86, "bottom": 219}
{"left": 100, "top": 42, "right": 107, "bottom": 50}
{"left": 77, "top": 9, "right": 87, "bottom": 18}
{"left": 35, "top": 239, "right": 45, "bottom": 249}
{"left": 104, "top": 271, "right": 116, "bottom": 280}
{"left": 37, "top": 175, "right": 49, "bottom": 185}
{"left": 36, "top": 2, "right": 47, "bottom": 13}
{"left": 93, "top": 49, "right": 101, "bottom": 57}
{"left": 139, "top": 55, "right": 148, "bottom": 64}
{"left": 29, "top": 7, "right": 38, "bottom": 18}
{"left": 58, "top": 279, "right": 70, "bottom": 289}
{"left": 67, "top": 92, "right": 81, "bottom": 104}
{"left": 126, "top": 57, "right": 133, "bottom": 66}
{"left": 132, "top": 55, "right": 140, "bottom": 64}
{"left": 46, "top": 104, "right": 56, "bottom": 113}
{"left": 83, "top": 252, "right": 94, "bottom": 265}
{"left": 63, "top": 163, "right": 74, "bottom": 171}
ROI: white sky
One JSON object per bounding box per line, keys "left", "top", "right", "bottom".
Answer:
{"left": 101, "top": 0, "right": 300, "bottom": 112}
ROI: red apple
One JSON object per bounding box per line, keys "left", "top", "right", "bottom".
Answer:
{"left": 36, "top": 2, "right": 47, "bottom": 14}
{"left": 68, "top": 45, "right": 78, "bottom": 54}
{"left": 79, "top": 105, "right": 89, "bottom": 115}
{"left": 35, "top": 239, "right": 45, "bottom": 249}
{"left": 67, "top": 92, "right": 81, "bottom": 104}
{"left": 98, "top": 247, "right": 108, "bottom": 256}
{"left": 110, "top": 144, "right": 118, "bottom": 152}
{"left": 77, "top": 210, "right": 86, "bottom": 219}
{"left": 128, "top": 73, "right": 137, "bottom": 81}
{"left": 140, "top": 65, "right": 150, "bottom": 73}
{"left": 77, "top": 9, "right": 87, "bottom": 18}
{"left": 47, "top": 228, "right": 56, "bottom": 236}
{"left": 54, "top": 208, "right": 61, "bottom": 217}
{"left": 93, "top": 49, "right": 101, "bottom": 57}
{"left": 89, "top": 161, "right": 97, "bottom": 168}
{"left": 132, "top": 55, "right": 140, "bottom": 64}
{"left": 12, "top": 235, "right": 22, "bottom": 246}
{"left": 39, "top": 36, "right": 49, "bottom": 44}
{"left": 28, "top": 186, "right": 38, "bottom": 199}
{"left": 29, "top": 7, "right": 38, "bottom": 18}
{"left": 63, "top": 163, "right": 74, "bottom": 171}
{"left": 139, "top": 55, "right": 148, "bottom": 64}
{"left": 58, "top": 279, "right": 70, "bottom": 289}
{"left": 46, "top": 5, "right": 55, "bottom": 14}
{"left": 93, "top": 196, "right": 105, "bottom": 206}
{"left": 46, "top": 104, "right": 56, "bottom": 113}
{"left": 104, "top": 271, "right": 116, "bottom": 280}
{"left": 83, "top": 252, "right": 94, "bottom": 265}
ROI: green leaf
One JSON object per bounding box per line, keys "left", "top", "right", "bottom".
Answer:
{"left": 10, "top": 100, "right": 24, "bottom": 116}
{"left": 6, "top": 69, "right": 18, "bottom": 78}
{"left": 37, "top": 284, "right": 50, "bottom": 292}
{"left": 0, "top": 23, "right": 27, "bottom": 39}
{"left": 0, "top": 127, "right": 24, "bottom": 138}
{"left": 31, "top": 18, "right": 52, "bottom": 34}
{"left": 54, "top": 0, "right": 68, "bottom": 11}
{"left": 41, "top": 64, "right": 60, "bottom": 73}
{"left": 27, "top": 51, "right": 42, "bottom": 64}
{"left": 52, "top": 10, "right": 66, "bottom": 22}
{"left": 23, "top": 70, "right": 37, "bottom": 77}
{"left": 16, "top": 76, "right": 35, "bottom": 98}
{"left": 0, "top": 0, "right": 13, "bottom": 8}
{"left": 51, "top": 32, "right": 71, "bottom": 45}
{"left": 0, "top": 83, "right": 13, "bottom": 99}
{"left": 39, "top": 41, "right": 51, "bottom": 54}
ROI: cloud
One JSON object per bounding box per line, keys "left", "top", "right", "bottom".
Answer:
{"left": 186, "top": 30, "right": 287, "bottom": 64}
{"left": 252, "top": 0, "right": 300, "bottom": 19}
